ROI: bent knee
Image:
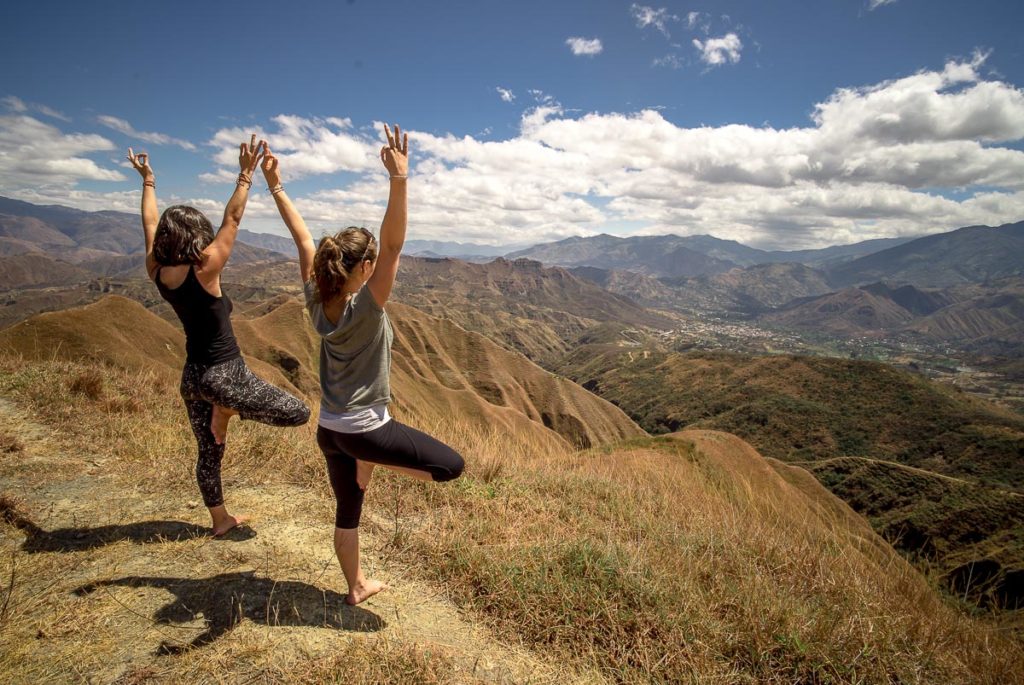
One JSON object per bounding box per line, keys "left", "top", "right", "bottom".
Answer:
{"left": 433, "top": 452, "right": 465, "bottom": 482}
{"left": 289, "top": 402, "right": 312, "bottom": 426}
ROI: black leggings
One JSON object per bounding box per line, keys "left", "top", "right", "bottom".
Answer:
{"left": 317, "top": 419, "right": 465, "bottom": 529}
{"left": 181, "top": 357, "right": 311, "bottom": 507}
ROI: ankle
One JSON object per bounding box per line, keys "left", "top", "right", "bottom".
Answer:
{"left": 208, "top": 505, "right": 231, "bottom": 524}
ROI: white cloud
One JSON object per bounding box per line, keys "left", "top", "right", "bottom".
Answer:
{"left": 3, "top": 96, "right": 70, "bottom": 121}
{"left": 811, "top": 51, "right": 1021, "bottom": 145}
{"left": 0, "top": 114, "right": 125, "bottom": 191}
{"left": 868, "top": 0, "right": 898, "bottom": 9}
{"left": 496, "top": 87, "right": 515, "bottom": 103}
{"left": 527, "top": 89, "right": 559, "bottom": 106}
{"left": 35, "top": 105, "right": 70, "bottom": 122}
{"left": 653, "top": 54, "right": 684, "bottom": 69}
{"left": 204, "top": 114, "right": 379, "bottom": 182}
{"left": 2, "top": 96, "right": 27, "bottom": 112}
{"left": 631, "top": 4, "right": 677, "bottom": 37}
{"left": 566, "top": 37, "right": 603, "bottom": 56}
{"left": 97, "top": 115, "right": 196, "bottom": 151}
{"left": 693, "top": 33, "right": 743, "bottom": 66}
{"left": 6, "top": 55, "right": 1024, "bottom": 251}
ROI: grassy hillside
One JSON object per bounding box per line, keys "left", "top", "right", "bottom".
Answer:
{"left": 0, "top": 254, "right": 93, "bottom": 291}
{"left": 761, "top": 286, "right": 920, "bottom": 334}
{"left": 659, "top": 262, "right": 836, "bottom": 315}
{"left": 559, "top": 346, "right": 1024, "bottom": 491}
{"left": 558, "top": 344, "right": 1024, "bottom": 629}
{"left": 0, "top": 294, "right": 644, "bottom": 452}
{"left": 392, "top": 256, "right": 676, "bottom": 365}
{"left": 801, "top": 457, "right": 1024, "bottom": 616}
{"left": 1, "top": 355, "right": 1020, "bottom": 682}
{"left": 827, "top": 221, "right": 1024, "bottom": 288}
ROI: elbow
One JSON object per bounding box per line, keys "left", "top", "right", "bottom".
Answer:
{"left": 223, "top": 212, "right": 243, "bottom": 230}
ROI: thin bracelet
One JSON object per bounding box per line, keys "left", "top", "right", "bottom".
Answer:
{"left": 237, "top": 172, "right": 252, "bottom": 188}
{"left": 390, "top": 174, "right": 408, "bottom": 179}
{"left": 269, "top": 184, "right": 285, "bottom": 195}
{"left": 143, "top": 180, "right": 156, "bottom": 188}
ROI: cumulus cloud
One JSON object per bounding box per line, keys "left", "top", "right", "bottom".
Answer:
{"left": 205, "top": 114, "right": 379, "bottom": 181}
{"left": 496, "top": 87, "right": 515, "bottom": 103}
{"left": 566, "top": 37, "right": 603, "bottom": 56}
{"left": 97, "top": 115, "right": 196, "bottom": 151}
{"left": 811, "top": 50, "right": 1020, "bottom": 144}
{"left": 288, "top": 51, "right": 1024, "bottom": 248}
{"left": 693, "top": 33, "right": 743, "bottom": 66}
{"left": 0, "top": 114, "right": 125, "bottom": 191}
{"left": 7, "top": 55, "right": 1024, "bottom": 250}
{"left": 396, "top": 53, "right": 1024, "bottom": 248}
{"left": 631, "top": 4, "right": 677, "bottom": 37}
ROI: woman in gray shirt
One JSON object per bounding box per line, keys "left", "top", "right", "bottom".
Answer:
{"left": 262, "top": 124, "right": 464, "bottom": 606}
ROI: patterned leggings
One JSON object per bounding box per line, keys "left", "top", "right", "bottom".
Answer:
{"left": 180, "top": 357, "right": 311, "bottom": 507}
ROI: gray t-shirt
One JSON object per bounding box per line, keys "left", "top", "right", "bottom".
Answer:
{"left": 304, "top": 280, "right": 394, "bottom": 413}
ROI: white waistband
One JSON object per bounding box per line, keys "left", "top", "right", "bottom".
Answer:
{"left": 318, "top": 403, "right": 391, "bottom": 434}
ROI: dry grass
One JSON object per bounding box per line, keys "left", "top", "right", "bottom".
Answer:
{"left": 371, "top": 425, "right": 1024, "bottom": 683}
{"left": 1, "top": 353, "right": 1022, "bottom": 683}
{"left": 0, "top": 521, "right": 483, "bottom": 685}
{"left": 0, "top": 430, "right": 23, "bottom": 454}
{"left": 257, "top": 639, "right": 481, "bottom": 684}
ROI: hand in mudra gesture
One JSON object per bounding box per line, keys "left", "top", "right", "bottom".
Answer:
{"left": 261, "top": 143, "right": 282, "bottom": 188}
{"left": 127, "top": 148, "right": 154, "bottom": 181}
{"left": 380, "top": 123, "right": 409, "bottom": 178}
{"left": 239, "top": 133, "right": 266, "bottom": 176}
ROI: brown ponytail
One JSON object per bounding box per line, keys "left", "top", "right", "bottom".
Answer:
{"left": 312, "top": 227, "right": 379, "bottom": 303}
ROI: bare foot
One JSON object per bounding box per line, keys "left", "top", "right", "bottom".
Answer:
{"left": 346, "top": 578, "right": 387, "bottom": 605}
{"left": 211, "top": 514, "right": 250, "bottom": 537}
{"left": 210, "top": 405, "right": 238, "bottom": 445}
{"left": 356, "top": 460, "right": 376, "bottom": 491}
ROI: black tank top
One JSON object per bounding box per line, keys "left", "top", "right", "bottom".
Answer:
{"left": 155, "top": 265, "right": 241, "bottom": 366}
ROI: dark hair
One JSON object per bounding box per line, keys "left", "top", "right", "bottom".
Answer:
{"left": 152, "top": 205, "right": 215, "bottom": 266}
{"left": 312, "top": 227, "right": 378, "bottom": 303}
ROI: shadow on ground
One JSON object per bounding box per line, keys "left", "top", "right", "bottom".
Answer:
{"left": 74, "top": 571, "right": 385, "bottom": 653}
{"left": 0, "top": 496, "right": 255, "bottom": 551}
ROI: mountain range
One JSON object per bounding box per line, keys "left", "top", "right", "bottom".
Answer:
{"left": 0, "top": 197, "right": 287, "bottom": 276}
{"left": 509, "top": 221, "right": 1024, "bottom": 287}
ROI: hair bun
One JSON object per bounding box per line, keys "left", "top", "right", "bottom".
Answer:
{"left": 312, "top": 227, "right": 379, "bottom": 304}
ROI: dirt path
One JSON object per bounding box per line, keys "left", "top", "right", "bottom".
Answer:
{"left": 0, "top": 395, "right": 581, "bottom": 684}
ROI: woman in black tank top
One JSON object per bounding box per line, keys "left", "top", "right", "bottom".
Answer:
{"left": 128, "top": 139, "right": 310, "bottom": 537}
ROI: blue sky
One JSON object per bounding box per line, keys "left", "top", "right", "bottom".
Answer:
{"left": 2, "top": 0, "right": 1023, "bottom": 249}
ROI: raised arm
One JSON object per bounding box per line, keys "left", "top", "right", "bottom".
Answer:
{"left": 260, "top": 144, "right": 315, "bottom": 284}
{"left": 127, "top": 148, "right": 159, "bottom": 280}
{"left": 201, "top": 134, "right": 265, "bottom": 274}
{"left": 367, "top": 123, "right": 409, "bottom": 308}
